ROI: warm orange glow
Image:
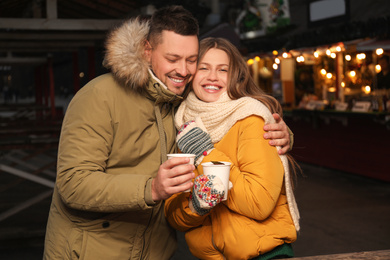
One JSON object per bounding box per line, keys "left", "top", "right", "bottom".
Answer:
{"left": 376, "top": 48, "right": 384, "bottom": 55}
{"left": 376, "top": 64, "right": 382, "bottom": 73}
{"left": 296, "top": 56, "right": 305, "bottom": 62}
{"left": 362, "top": 85, "right": 371, "bottom": 94}
{"left": 247, "top": 59, "right": 254, "bottom": 65}
{"left": 356, "top": 53, "right": 366, "bottom": 60}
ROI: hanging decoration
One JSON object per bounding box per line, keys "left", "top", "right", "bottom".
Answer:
{"left": 235, "top": 0, "right": 291, "bottom": 40}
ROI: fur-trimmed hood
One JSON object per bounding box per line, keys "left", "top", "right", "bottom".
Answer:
{"left": 104, "top": 18, "right": 150, "bottom": 90}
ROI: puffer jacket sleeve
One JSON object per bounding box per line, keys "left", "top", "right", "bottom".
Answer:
{"left": 56, "top": 84, "right": 152, "bottom": 212}
{"left": 164, "top": 192, "right": 208, "bottom": 232}
{"left": 221, "top": 115, "right": 284, "bottom": 219}
{"left": 201, "top": 115, "right": 284, "bottom": 220}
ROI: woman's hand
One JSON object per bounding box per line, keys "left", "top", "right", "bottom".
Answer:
{"left": 176, "top": 118, "right": 214, "bottom": 166}
{"left": 189, "top": 175, "right": 225, "bottom": 215}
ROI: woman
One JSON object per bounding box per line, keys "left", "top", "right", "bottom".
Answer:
{"left": 164, "top": 37, "right": 300, "bottom": 260}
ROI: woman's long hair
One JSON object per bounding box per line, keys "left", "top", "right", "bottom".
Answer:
{"left": 198, "top": 37, "right": 283, "bottom": 115}
{"left": 197, "top": 37, "right": 300, "bottom": 183}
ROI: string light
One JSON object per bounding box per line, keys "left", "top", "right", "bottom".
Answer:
{"left": 362, "top": 85, "right": 371, "bottom": 94}
{"left": 376, "top": 48, "right": 384, "bottom": 55}
{"left": 244, "top": 44, "right": 389, "bottom": 99}
{"left": 375, "top": 64, "right": 381, "bottom": 73}
{"left": 296, "top": 55, "right": 305, "bottom": 62}
{"left": 356, "top": 53, "right": 366, "bottom": 60}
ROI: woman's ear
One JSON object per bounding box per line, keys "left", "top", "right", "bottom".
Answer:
{"left": 144, "top": 40, "right": 152, "bottom": 63}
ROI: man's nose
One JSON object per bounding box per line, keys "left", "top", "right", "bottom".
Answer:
{"left": 176, "top": 60, "right": 188, "bottom": 77}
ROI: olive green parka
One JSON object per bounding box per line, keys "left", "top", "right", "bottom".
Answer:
{"left": 43, "top": 18, "right": 183, "bottom": 259}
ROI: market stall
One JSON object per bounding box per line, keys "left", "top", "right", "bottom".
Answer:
{"left": 246, "top": 38, "right": 390, "bottom": 182}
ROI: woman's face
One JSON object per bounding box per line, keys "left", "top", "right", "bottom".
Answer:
{"left": 192, "top": 48, "right": 229, "bottom": 103}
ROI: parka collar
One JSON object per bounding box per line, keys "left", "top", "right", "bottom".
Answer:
{"left": 146, "top": 69, "right": 183, "bottom": 107}
{"left": 104, "top": 17, "right": 185, "bottom": 107}
{"left": 103, "top": 17, "right": 151, "bottom": 92}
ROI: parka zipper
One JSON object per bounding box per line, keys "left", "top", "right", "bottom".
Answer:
{"left": 211, "top": 231, "right": 226, "bottom": 259}
{"left": 139, "top": 206, "right": 155, "bottom": 259}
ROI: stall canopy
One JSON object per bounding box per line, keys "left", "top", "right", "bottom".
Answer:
{"left": 356, "top": 38, "right": 390, "bottom": 51}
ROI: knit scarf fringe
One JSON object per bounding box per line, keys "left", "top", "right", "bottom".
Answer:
{"left": 175, "top": 92, "right": 300, "bottom": 231}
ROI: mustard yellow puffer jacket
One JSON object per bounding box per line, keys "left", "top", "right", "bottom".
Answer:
{"left": 165, "top": 115, "right": 297, "bottom": 260}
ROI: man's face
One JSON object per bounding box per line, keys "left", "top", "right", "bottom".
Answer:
{"left": 146, "top": 30, "right": 199, "bottom": 95}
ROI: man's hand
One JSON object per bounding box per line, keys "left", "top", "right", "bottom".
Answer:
{"left": 263, "top": 113, "right": 291, "bottom": 155}
{"left": 151, "top": 157, "right": 195, "bottom": 201}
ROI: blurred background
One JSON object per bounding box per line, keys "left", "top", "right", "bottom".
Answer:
{"left": 0, "top": 0, "right": 389, "bottom": 259}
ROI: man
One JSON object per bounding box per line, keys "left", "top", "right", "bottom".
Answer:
{"left": 43, "top": 5, "right": 291, "bottom": 260}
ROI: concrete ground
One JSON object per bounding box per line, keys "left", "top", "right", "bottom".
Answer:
{"left": 0, "top": 161, "right": 389, "bottom": 259}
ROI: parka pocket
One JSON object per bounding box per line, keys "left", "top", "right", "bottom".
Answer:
{"left": 67, "top": 214, "right": 138, "bottom": 259}
{"left": 67, "top": 227, "right": 83, "bottom": 260}
{"left": 78, "top": 227, "right": 135, "bottom": 259}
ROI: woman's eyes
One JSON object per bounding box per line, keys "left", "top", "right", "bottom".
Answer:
{"left": 198, "top": 67, "right": 228, "bottom": 72}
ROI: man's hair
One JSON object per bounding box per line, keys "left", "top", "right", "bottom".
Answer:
{"left": 147, "top": 5, "right": 199, "bottom": 47}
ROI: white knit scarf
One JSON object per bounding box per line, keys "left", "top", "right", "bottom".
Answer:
{"left": 175, "top": 92, "right": 276, "bottom": 143}
{"left": 175, "top": 91, "right": 300, "bottom": 231}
